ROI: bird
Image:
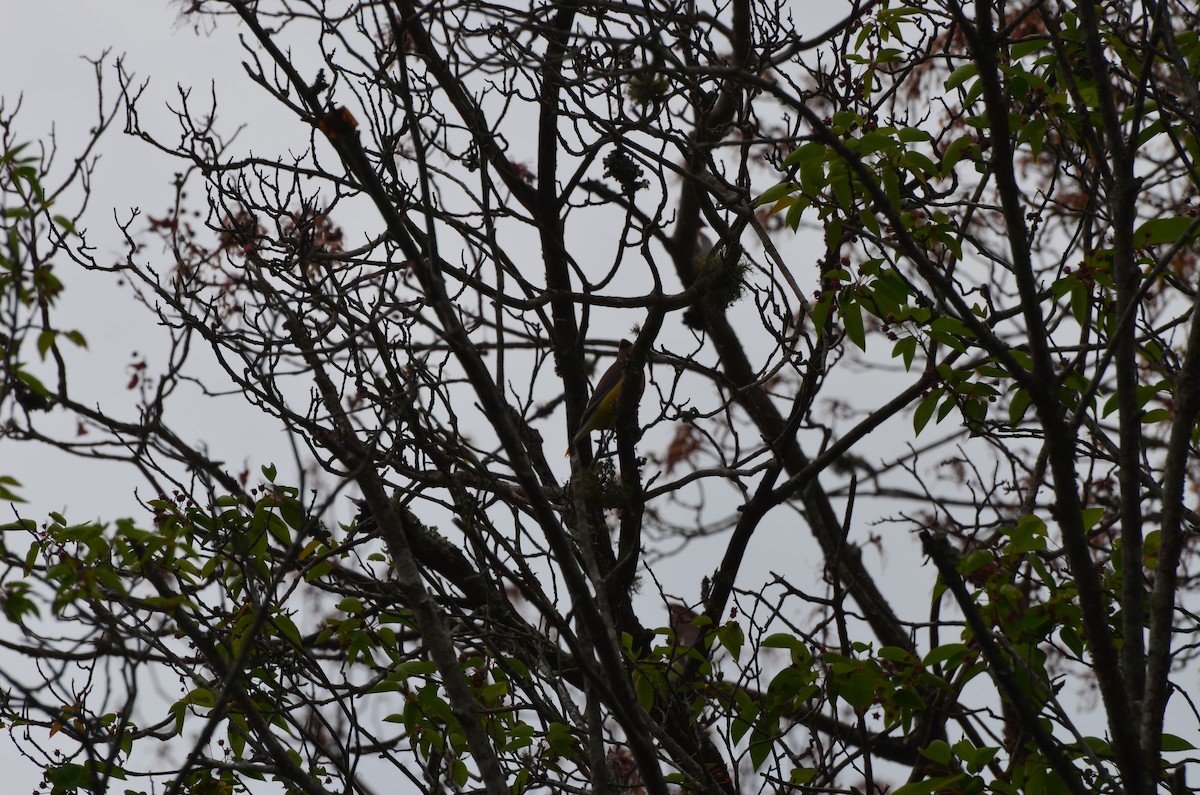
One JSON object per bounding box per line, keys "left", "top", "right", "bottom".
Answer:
{"left": 667, "top": 602, "right": 703, "bottom": 647}
{"left": 566, "top": 339, "right": 645, "bottom": 456}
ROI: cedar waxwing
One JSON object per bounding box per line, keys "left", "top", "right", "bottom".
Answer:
{"left": 566, "top": 339, "right": 645, "bottom": 456}
{"left": 667, "top": 603, "right": 702, "bottom": 647}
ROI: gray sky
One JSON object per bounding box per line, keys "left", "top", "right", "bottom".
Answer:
{"left": 4, "top": 3, "right": 307, "bottom": 517}
{"left": 2, "top": 7, "right": 311, "bottom": 790}
{"left": 9, "top": 3, "right": 1173, "bottom": 793}
{"left": 1, "top": 5, "right": 860, "bottom": 789}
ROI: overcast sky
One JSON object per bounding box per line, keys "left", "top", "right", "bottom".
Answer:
{"left": 4, "top": 3, "right": 311, "bottom": 517}
{"left": 0, "top": 5, "right": 863, "bottom": 788}
{"left": 3, "top": 0, "right": 855, "bottom": 545}
{"left": 2, "top": 7, "right": 312, "bottom": 789}
{"left": 5, "top": 3, "right": 1143, "bottom": 792}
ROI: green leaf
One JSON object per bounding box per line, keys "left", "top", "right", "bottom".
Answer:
{"left": 859, "top": 207, "right": 881, "bottom": 236}
{"left": 923, "top": 643, "right": 969, "bottom": 666}
{"left": 883, "top": 163, "right": 902, "bottom": 205}
{"left": 856, "top": 130, "right": 899, "bottom": 155}
{"left": 954, "top": 740, "right": 999, "bottom": 773}
{"left": 730, "top": 714, "right": 753, "bottom": 745}
{"left": 928, "top": 315, "right": 973, "bottom": 349}
{"left": 960, "top": 549, "right": 993, "bottom": 575}
{"left": 762, "top": 633, "right": 804, "bottom": 651}
{"left": 546, "top": 722, "right": 578, "bottom": 757}
{"left": 36, "top": 329, "right": 56, "bottom": 359}
{"left": 799, "top": 155, "right": 827, "bottom": 197}
{"left": 281, "top": 497, "right": 306, "bottom": 531}
{"left": 1080, "top": 507, "right": 1105, "bottom": 531}
{"left": 501, "top": 722, "right": 535, "bottom": 752}
{"left": 891, "top": 778, "right": 941, "bottom": 795}
{"left": 841, "top": 299, "right": 867, "bottom": 351}
{"left": 182, "top": 687, "right": 215, "bottom": 708}
{"left": 893, "top": 336, "right": 917, "bottom": 371}
{"left": 810, "top": 293, "right": 834, "bottom": 331}
{"left": 749, "top": 726, "right": 773, "bottom": 770}
{"left": 1019, "top": 117, "right": 1048, "bottom": 158}
{"left": 1137, "top": 118, "right": 1167, "bottom": 147}
{"left": 1134, "top": 216, "right": 1196, "bottom": 247}
{"left": 941, "top": 136, "right": 975, "bottom": 174}
{"left": 0, "top": 142, "right": 31, "bottom": 167}
{"left": 1011, "top": 37, "right": 1049, "bottom": 59}
{"left": 790, "top": 767, "right": 818, "bottom": 785}
{"left": 0, "top": 476, "right": 24, "bottom": 504}
{"left": 634, "top": 669, "right": 656, "bottom": 711}
{"left": 783, "top": 195, "right": 808, "bottom": 230}
{"left": 782, "top": 141, "right": 826, "bottom": 168}
{"left": 1100, "top": 390, "right": 1122, "bottom": 419}
{"left": 1077, "top": 735, "right": 1113, "bottom": 758}
{"left": 1009, "top": 387, "right": 1032, "bottom": 425}
{"left": 945, "top": 63, "right": 977, "bottom": 91}
{"left": 878, "top": 645, "right": 916, "bottom": 664}
{"left": 1069, "top": 282, "right": 1089, "bottom": 324}
{"left": 273, "top": 613, "right": 303, "bottom": 648}
{"left": 964, "top": 78, "right": 986, "bottom": 105}
{"left": 825, "top": 217, "right": 844, "bottom": 249}
{"left": 754, "top": 181, "right": 799, "bottom": 206}
{"left": 830, "top": 166, "right": 854, "bottom": 209}
{"left": 264, "top": 510, "right": 290, "bottom": 547}
{"left": 914, "top": 388, "right": 943, "bottom": 434}
{"left": 47, "top": 763, "right": 86, "bottom": 790}
{"left": 717, "top": 621, "right": 744, "bottom": 660}
{"left": 1005, "top": 515, "right": 1048, "bottom": 554}
{"left": 921, "top": 739, "right": 953, "bottom": 765}
{"left": 831, "top": 110, "right": 862, "bottom": 133}
{"left": 897, "top": 127, "right": 933, "bottom": 143}
{"left": 902, "top": 150, "right": 939, "bottom": 183}
{"left": 1060, "top": 626, "right": 1084, "bottom": 657}
{"left": 874, "top": 269, "right": 910, "bottom": 304}
{"left": 1142, "top": 408, "right": 1170, "bottom": 423}
{"left": 52, "top": 215, "right": 78, "bottom": 235}
{"left": 1161, "top": 734, "right": 1196, "bottom": 752}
